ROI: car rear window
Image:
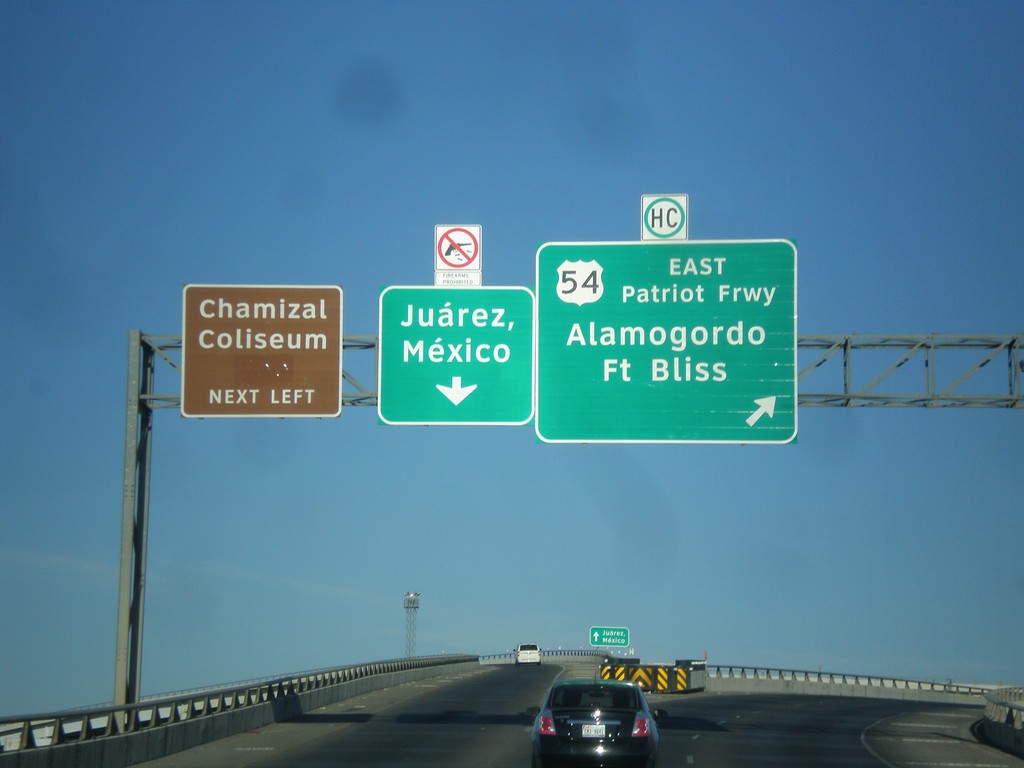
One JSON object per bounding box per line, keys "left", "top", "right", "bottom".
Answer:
{"left": 518, "top": 644, "right": 538, "bottom": 651}
{"left": 551, "top": 685, "right": 637, "bottom": 709}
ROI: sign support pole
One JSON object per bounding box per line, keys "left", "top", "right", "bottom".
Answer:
{"left": 113, "top": 330, "right": 154, "bottom": 708}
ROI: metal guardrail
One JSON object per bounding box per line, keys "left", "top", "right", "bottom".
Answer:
{"left": 0, "top": 654, "right": 474, "bottom": 755}
{"left": 479, "top": 649, "right": 603, "bottom": 665}
{"left": 985, "top": 686, "right": 1024, "bottom": 722}
{"left": 708, "top": 665, "right": 991, "bottom": 695}
{"left": 480, "top": 656, "right": 997, "bottom": 698}
{"left": 982, "top": 687, "right": 1024, "bottom": 757}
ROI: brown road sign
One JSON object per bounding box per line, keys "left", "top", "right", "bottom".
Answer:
{"left": 181, "top": 284, "right": 343, "bottom": 417}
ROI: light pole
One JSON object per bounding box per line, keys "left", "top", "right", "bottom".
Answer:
{"left": 403, "top": 592, "right": 420, "bottom": 658}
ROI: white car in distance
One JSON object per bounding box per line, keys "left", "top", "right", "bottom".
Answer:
{"left": 515, "top": 642, "right": 541, "bottom": 665}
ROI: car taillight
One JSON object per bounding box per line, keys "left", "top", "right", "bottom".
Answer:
{"left": 538, "top": 714, "right": 557, "bottom": 736}
{"left": 632, "top": 716, "right": 651, "bottom": 737}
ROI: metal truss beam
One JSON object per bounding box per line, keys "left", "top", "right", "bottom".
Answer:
{"left": 138, "top": 333, "right": 1023, "bottom": 411}
{"left": 135, "top": 334, "right": 380, "bottom": 409}
{"left": 798, "top": 335, "right": 1022, "bottom": 408}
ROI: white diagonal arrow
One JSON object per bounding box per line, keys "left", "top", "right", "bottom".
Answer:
{"left": 745, "top": 396, "right": 777, "bottom": 427}
{"left": 436, "top": 376, "right": 477, "bottom": 406}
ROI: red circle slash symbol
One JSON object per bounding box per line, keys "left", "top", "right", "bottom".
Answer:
{"left": 437, "top": 227, "right": 479, "bottom": 268}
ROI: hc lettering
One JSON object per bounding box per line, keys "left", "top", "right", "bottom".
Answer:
{"left": 649, "top": 206, "right": 679, "bottom": 228}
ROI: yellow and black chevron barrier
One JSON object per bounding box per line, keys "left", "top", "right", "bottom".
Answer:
{"left": 599, "top": 664, "right": 628, "bottom": 682}
{"left": 653, "top": 666, "right": 669, "bottom": 691}
{"left": 675, "top": 666, "right": 688, "bottom": 691}
{"left": 598, "top": 661, "right": 705, "bottom": 693}
{"left": 630, "top": 666, "right": 652, "bottom": 689}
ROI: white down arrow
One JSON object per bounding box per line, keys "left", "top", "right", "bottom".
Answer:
{"left": 436, "top": 376, "right": 477, "bottom": 405}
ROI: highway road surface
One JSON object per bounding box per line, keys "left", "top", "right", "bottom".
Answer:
{"left": 134, "top": 661, "right": 1021, "bottom": 767}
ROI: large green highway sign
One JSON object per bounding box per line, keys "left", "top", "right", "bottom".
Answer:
{"left": 378, "top": 286, "right": 535, "bottom": 425}
{"left": 535, "top": 240, "right": 797, "bottom": 443}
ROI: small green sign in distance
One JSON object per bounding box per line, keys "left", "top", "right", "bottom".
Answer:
{"left": 378, "top": 286, "right": 535, "bottom": 425}
{"left": 535, "top": 240, "right": 797, "bottom": 444}
{"left": 590, "top": 626, "right": 630, "bottom": 647}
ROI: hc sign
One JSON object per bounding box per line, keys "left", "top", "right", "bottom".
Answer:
{"left": 642, "top": 194, "right": 688, "bottom": 240}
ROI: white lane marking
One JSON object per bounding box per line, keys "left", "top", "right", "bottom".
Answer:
{"left": 860, "top": 711, "right": 1006, "bottom": 768}
{"left": 894, "top": 763, "right": 1006, "bottom": 767}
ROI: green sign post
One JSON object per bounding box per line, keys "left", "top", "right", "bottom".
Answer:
{"left": 378, "top": 286, "right": 535, "bottom": 425}
{"left": 535, "top": 240, "right": 797, "bottom": 443}
{"left": 590, "top": 626, "right": 630, "bottom": 647}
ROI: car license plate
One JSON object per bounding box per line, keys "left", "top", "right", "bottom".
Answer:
{"left": 582, "top": 724, "right": 605, "bottom": 738}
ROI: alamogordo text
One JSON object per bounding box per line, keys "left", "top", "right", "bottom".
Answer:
{"left": 566, "top": 320, "right": 766, "bottom": 352}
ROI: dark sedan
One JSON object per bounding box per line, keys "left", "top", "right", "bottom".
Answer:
{"left": 529, "top": 679, "right": 666, "bottom": 768}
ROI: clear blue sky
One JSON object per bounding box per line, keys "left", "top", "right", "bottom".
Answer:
{"left": 2, "top": 1, "right": 1022, "bottom": 715}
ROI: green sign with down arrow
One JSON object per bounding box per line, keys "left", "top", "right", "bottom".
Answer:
{"left": 378, "top": 286, "right": 535, "bottom": 425}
